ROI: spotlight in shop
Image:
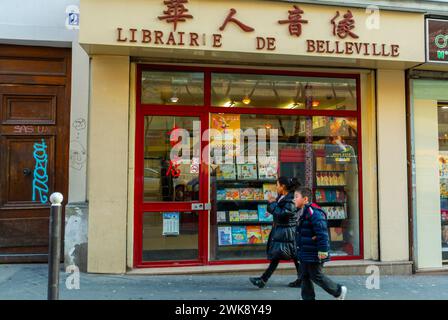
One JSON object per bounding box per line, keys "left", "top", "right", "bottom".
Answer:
{"left": 224, "top": 100, "right": 236, "bottom": 107}
{"left": 312, "top": 100, "right": 320, "bottom": 107}
{"left": 170, "top": 95, "right": 179, "bottom": 103}
{"left": 242, "top": 95, "right": 251, "bottom": 105}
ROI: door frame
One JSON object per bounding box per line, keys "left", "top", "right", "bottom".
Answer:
{"left": 134, "top": 68, "right": 210, "bottom": 267}
{"left": 0, "top": 45, "right": 71, "bottom": 263}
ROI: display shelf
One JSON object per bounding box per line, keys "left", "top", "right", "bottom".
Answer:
{"left": 316, "top": 170, "right": 346, "bottom": 173}
{"left": 217, "top": 221, "right": 272, "bottom": 225}
{"left": 216, "top": 179, "right": 277, "bottom": 183}
{"left": 315, "top": 185, "right": 346, "bottom": 188}
{"left": 316, "top": 202, "right": 346, "bottom": 205}
{"left": 218, "top": 244, "right": 267, "bottom": 247}
{"left": 216, "top": 200, "right": 269, "bottom": 203}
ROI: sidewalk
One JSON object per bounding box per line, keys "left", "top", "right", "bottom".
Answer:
{"left": 1, "top": 264, "right": 448, "bottom": 300}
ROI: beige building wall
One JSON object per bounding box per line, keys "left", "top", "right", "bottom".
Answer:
{"left": 413, "top": 99, "right": 443, "bottom": 269}
{"left": 87, "top": 55, "right": 130, "bottom": 274}
{"left": 376, "top": 69, "right": 409, "bottom": 262}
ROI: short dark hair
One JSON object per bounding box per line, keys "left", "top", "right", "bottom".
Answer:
{"left": 295, "top": 186, "right": 313, "bottom": 201}
{"left": 277, "top": 176, "right": 301, "bottom": 192}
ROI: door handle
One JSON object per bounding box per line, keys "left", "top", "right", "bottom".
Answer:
{"left": 23, "top": 168, "right": 32, "bottom": 176}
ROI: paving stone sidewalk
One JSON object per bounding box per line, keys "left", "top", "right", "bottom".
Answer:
{"left": 1, "top": 264, "right": 447, "bottom": 300}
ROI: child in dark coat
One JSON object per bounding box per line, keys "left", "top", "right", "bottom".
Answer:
{"left": 249, "top": 177, "right": 302, "bottom": 289}
{"left": 294, "top": 186, "right": 347, "bottom": 300}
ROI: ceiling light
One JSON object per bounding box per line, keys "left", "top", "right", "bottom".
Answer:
{"left": 224, "top": 100, "right": 236, "bottom": 108}
{"left": 242, "top": 96, "right": 251, "bottom": 105}
{"left": 312, "top": 100, "right": 320, "bottom": 107}
{"left": 170, "top": 95, "right": 179, "bottom": 103}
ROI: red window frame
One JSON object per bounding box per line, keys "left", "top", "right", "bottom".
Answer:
{"left": 134, "top": 64, "right": 364, "bottom": 268}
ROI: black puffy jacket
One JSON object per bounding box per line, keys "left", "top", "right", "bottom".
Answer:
{"left": 266, "top": 192, "right": 298, "bottom": 261}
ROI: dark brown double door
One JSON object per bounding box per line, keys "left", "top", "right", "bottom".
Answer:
{"left": 0, "top": 45, "right": 71, "bottom": 262}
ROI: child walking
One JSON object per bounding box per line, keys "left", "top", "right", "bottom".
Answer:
{"left": 249, "top": 177, "right": 302, "bottom": 289}
{"left": 294, "top": 186, "right": 347, "bottom": 300}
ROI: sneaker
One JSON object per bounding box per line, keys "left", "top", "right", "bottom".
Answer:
{"left": 336, "top": 286, "right": 347, "bottom": 300}
{"left": 288, "top": 279, "right": 302, "bottom": 288}
{"left": 249, "top": 277, "right": 266, "bottom": 289}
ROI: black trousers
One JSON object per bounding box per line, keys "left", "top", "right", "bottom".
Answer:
{"left": 300, "top": 262, "right": 342, "bottom": 300}
{"left": 261, "top": 258, "right": 301, "bottom": 282}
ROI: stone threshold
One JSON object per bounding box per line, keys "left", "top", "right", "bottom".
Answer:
{"left": 127, "top": 260, "right": 414, "bottom": 276}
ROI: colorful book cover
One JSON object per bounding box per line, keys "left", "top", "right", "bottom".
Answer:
{"left": 239, "top": 210, "right": 249, "bottom": 221}
{"left": 217, "top": 211, "right": 227, "bottom": 223}
{"left": 258, "top": 156, "right": 278, "bottom": 180}
{"left": 239, "top": 188, "right": 254, "bottom": 200}
{"left": 217, "top": 189, "right": 226, "bottom": 200}
{"left": 231, "top": 226, "right": 248, "bottom": 245}
{"left": 237, "top": 163, "right": 258, "bottom": 180}
{"left": 253, "top": 188, "right": 264, "bottom": 200}
{"left": 247, "top": 225, "right": 262, "bottom": 244}
{"left": 229, "top": 211, "right": 240, "bottom": 222}
{"left": 263, "top": 183, "right": 277, "bottom": 200}
{"left": 247, "top": 210, "right": 259, "bottom": 221}
{"left": 218, "top": 226, "right": 232, "bottom": 246}
{"left": 258, "top": 204, "right": 273, "bottom": 222}
{"left": 225, "top": 188, "right": 240, "bottom": 200}
{"left": 315, "top": 189, "right": 326, "bottom": 202}
{"left": 261, "top": 225, "right": 272, "bottom": 243}
{"left": 216, "top": 164, "right": 236, "bottom": 180}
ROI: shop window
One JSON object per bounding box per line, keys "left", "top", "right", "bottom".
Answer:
{"left": 438, "top": 104, "right": 448, "bottom": 262}
{"left": 211, "top": 73, "right": 357, "bottom": 110}
{"left": 143, "top": 115, "right": 200, "bottom": 202}
{"left": 209, "top": 113, "right": 360, "bottom": 261}
{"left": 142, "top": 211, "right": 199, "bottom": 262}
{"left": 141, "top": 71, "right": 204, "bottom": 105}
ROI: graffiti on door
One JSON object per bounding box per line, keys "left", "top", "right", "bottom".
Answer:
{"left": 32, "top": 139, "right": 49, "bottom": 204}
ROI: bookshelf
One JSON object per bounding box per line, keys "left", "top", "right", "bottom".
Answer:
{"left": 210, "top": 160, "right": 278, "bottom": 260}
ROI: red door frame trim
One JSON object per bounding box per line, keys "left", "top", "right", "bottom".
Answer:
{"left": 134, "top": 64, "right": 365, "bottom": 268}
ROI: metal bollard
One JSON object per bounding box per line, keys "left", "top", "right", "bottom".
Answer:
{"left": 48, "top": 192, "right": 63, "bottom": 300}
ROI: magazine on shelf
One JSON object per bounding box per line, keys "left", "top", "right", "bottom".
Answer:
{"left": 229, "top": 211, "right": 240, "bottom": 222}
{"left": 216, "top": 164, "right": 236, "bottom": 180}
{"left": 258, "top": 204, "right": 273, "bottom": 222}
{"left": 263, "top": 183, "right": 277, "bottom": 200}
{"left": 247, "top": 225, "right": 262, "bottom": 244}
{"left": 218, "top": 226, "right": 232, "bottom": 246}
{"left": 237, "top": 163, "right": 258, "bottom": 180}
{"left": 231, "top": 226, "right": 248, "bottom": 245}
{"left": 217, "top": 211, "right": 227, "bottom": 223}
{"left": 261, "top": 225, "right": 272, "bottom": 243}
{"left": 253, "top": 188, "right": 264, "bottom": 200}
{"left": 258, "top": 156, "right": 278, "bottom": 180}
{"left": 247, "top": 210, "right": 259, "bottom": 221}
{"left": 225, "top": 188, "right": 240, "bottom": 200}
{"left": 240, "top": 188, "right": 254, "bottom": 200}
{"left": 239, "top": 210, "right": 249, "bottom": 221}
{"left": 217, "top": 189, "right": 226, "bottom": 201}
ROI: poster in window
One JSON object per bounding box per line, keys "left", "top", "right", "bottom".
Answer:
{"left": 162, "top": 212, "right": 180, "bottom": 236}
{"left": 210, "top": 114, "right": 241, "bottom": 160}
{"left": 325, "top": 117, "right": 357, "bottom": 164}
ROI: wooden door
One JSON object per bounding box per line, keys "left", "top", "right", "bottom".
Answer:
{"left": 0, "top": 45, "right": 71, "bottom": 262}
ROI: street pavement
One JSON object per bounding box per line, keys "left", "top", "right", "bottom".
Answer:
{"left": 1, "top": 264, "right": 448, "bottom": 300}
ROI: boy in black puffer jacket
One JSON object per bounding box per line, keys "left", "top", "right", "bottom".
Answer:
{"left": 294, "top": 186, "right": 347, "bottom": 301}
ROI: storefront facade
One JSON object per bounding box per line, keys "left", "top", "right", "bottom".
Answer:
{"left": 408, "top": 17, "right": 448, "bottom": 271}
{"left": 79, "top": 0, "right": 425, "bottom": 274}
